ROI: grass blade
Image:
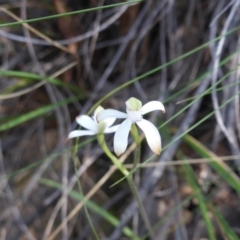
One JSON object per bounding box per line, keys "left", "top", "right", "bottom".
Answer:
{"left": 209, "top": 204, "right": 240, "bottom": 240}
{"left": 0, "top": 70, "right": 83, "bottom": 94}
{"left": 183, "top": 135, "right": 240, "bottom": 193}
{"left": 182, "top": 162, "right": 216, "bottom": 240}
{"left": 0, "top": 95, "right": 82, "bottom": 132}
{"left": 0, "top": 1, "right": 143, "bottom": 28}
{"left": 39, "top": 178, "right": 140, "bottom": 240}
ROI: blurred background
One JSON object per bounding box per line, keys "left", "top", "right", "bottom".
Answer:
{"left": 1, "top": 0, "right": 240, "bottom": 239}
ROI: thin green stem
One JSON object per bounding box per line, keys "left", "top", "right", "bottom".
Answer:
{"left": 127, "top": 175, "right": 154, "bottom": 239}
{"left": 130, "top": 124, "right": 141, "bottom": 235}
{"left": 97, "top": 134, "right": 129, "bottom": 176}
{"left": 73, "top": 160, "right": 100, "bottom": 240}
{"left": 88, "top": 26, "right": 240, "bottom": 116}
{"left": 72, "top": 139, "right": 100, "bottom": 240}
{"left": 97, "top": 134, "right": 153, "bottom": 238}
{"left": 0, "top": 1, "right": 143, "bottom": 28}
{"left": 131, "top": 124, "right": 141, "bottom": 170}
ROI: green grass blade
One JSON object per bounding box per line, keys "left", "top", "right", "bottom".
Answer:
{"left": 88, "top": 26, "right": 240, "bottom": 115}
{"left": 39, "top": 178, "right": 141, "bottom": 240}
{"left": 141, "top": 195, "right": 192, "bottom": 240}
{"left": 72, "top": 155, "right": 100, "bottom": 240}
{"left": 0, "top": 95, "right": 81, "bottom": 132}
{"left": 182, "top": 163, "right": 216, "bottom": 240}
{"left": 164, "top": 49, "right": 240, "bottom": 104}
{"left": 183, "top": 135, "right": 240, "bottom": 193}
{"left": 0, "top": 1, "right": 143, "bottom": 28}
{"left": 160, "top": 63, "right": 240, "bottom": 131}
{"left": 0, "top": 70, "right": 83, "bottom": 94}
{"left": 0, "top": 137, "right": 95, "bottom": 182}
{"left": 209, "top": 204, "right": 240, "bottom": 240}
{"left": 111, "top": 88, "right": 240, "bottom": 186}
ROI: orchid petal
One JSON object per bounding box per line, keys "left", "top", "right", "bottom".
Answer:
{"left": 140, "top": 101, "right": 165, "bottom": 115}
{"left": 136, "top": 119, "right": 161, "bottom": 155}
{"left": 97, "top": 109, "right": 127, "bottom": 122}
{"left": 103, "top": 117, "right": 116, "bottom": 127}
{"left": 93, "top": 106, "right": 104, "bottom": 122}
{"left": 126, "top": 97, "right": 142, "bottom": 111}
{"left": 114, "top": 119, "right": 132, "bottom": 156}
{"left": 76, "top": 115, "right": 97, "bottom": 131}
{"left": 104, "top": 124, "right": 120, "bottom": 133}
{"left": 68, "top": 130, "right": 96, "bottom": 139}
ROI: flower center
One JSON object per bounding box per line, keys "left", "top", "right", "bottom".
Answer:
{"left": 127, "top": 110, "right": 142, "bottom": 123}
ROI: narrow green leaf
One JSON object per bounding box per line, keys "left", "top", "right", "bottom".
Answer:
{"left": 88, "top": 26, "right": 240, "bottom": 115}
{"left": 183, "top": 163, "right": 216, "bottom": 240}
{"left": 0, "top": 70, "right": 83, "bottom": 94}
{"left": 0, "top": 95, "right": 81, "bottom": 132}
{"left": 39, "top": 178, "right": 140, "bottom": 240}
{"left": 0, "top": 1, "right": 143, "bottom": 28}
{"left": 141, "top": 195, "right": 193, "bottom": 240}
{"left": 183, "top": 135, "right": 240, "bottom": 193}
{"left": 210, "top": 204, "right": 240, "bottom": 240}
{"left": 0, "top": 137, "right": 95, "bottom": 182}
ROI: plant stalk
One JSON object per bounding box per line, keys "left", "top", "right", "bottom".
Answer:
{"left": 131, "top": 124, "right": 141, "bottom": 170}
{"left": 97, "top": 134, "right": 154, "bottom": 238}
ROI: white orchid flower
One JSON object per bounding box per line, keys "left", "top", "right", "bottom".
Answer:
{"left": 68, "top": 106, "right": 119, "bottom": 139}
{"left": 97, "top": 97, "right": 165, "bottom": 156}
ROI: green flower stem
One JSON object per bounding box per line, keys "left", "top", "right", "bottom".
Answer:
{"left": 72, "top": 140, "right": 100, "bottom": 240}
{"left": 97, "top": 134, "right": 129, "bottom": 176}
{"left": 73, "top": 158, "right": 100, "bottom": 240}
{"left": 97, "top": 134, "right": 154, "bottom": 238}
{"left": 131, "top": 124, "right": 141, "bottom": 170}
